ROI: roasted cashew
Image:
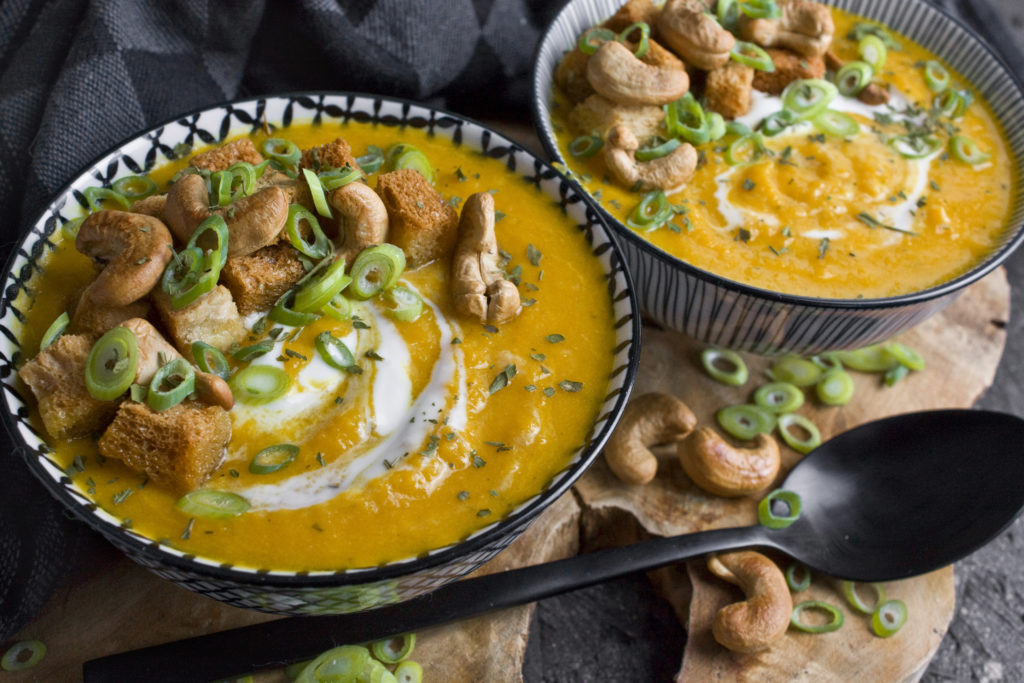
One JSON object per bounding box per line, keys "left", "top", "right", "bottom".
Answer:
{"left": 739, "top": 0, "right": 834, "bottom": 58}
{"left": 678, "top": 427, "right": 780, "bottom": 497}
{"left": 329, "top": 181, "right": 389, "bottom": 263}
{"left": 603, "top": 125, "right": 698, "bottom": 192}
{"left": 163, "top": 173, "right": 289, "bottom": 258}
{"left": 604, "top": 392, "right": 697, "bottom": 485}
{"left": 707, "top": 551, "right": 792, "bottom": 653}
{"left": 586, "top": 41, "right": 689, "bottom": 107}
{"left": 657, "top": 0, "right": 736, "bottom": 71}
{"left": 75, "top": 210, "right": 174, "bottom": 308}
{"left": 451, "top": 192, "right": 521, "bottom": 324}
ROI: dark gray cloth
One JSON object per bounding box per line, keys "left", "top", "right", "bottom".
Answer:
{"left": 0, "top": 0, "right": 1020, "bottom": 643}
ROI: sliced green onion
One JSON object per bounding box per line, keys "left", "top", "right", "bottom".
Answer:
{"left": 315, "top": 331, "right": 356, "bottom": 370}
{"left": 888, "top": 133, "right": 942, "bottom": 159}
{"left": 665, "top": 93, "right": 710, "bottom": 145}
{"left": 386, "top": 143, "right": 434, "bottom": 184}
{"left": 232, "top": 340, "right": 275, "bottom": 362}
{"left": 857, "top": 35, "right": 887, "bottom": 71}
{"left": 740, "top": 0, "right": 781, "bottom": 19}
{"left": 923, "top": 60, "right": 950, "bottom": 93}
{"left": 754, "top": 381, "right": 804, "bottom": 413}
{"left": 176, "top": 489, "right": 250, "bottom": 519}
{"left": 371, "top": 633, "right": 416, "bottom": 664}
{"left": 302, "top": 168, "right": 332, "bottom": 218}
{"left": 250, "top": 443, "right": 299, "bottom": 474}
{"left": 951, "top": 88, "right": 974, "bottom": 118}
{"left": 229, "top": 365, "right": 290, "bottom": 404}
{"left": 835, "top": 61, "right": 872, "bottom": 96}
{"left": 717, "top": 0, "right": 740, "bottom": 30}
{"left": 1, "top": 640, "right": 46, "bottom": 671}
{"left": 40, "top": 311, "right": 70, "bottom": 350}
{"left": 226, "top": 161, "right": 259, "bottom": 197}
{"left": 85, "top": 326, "right": 138, "bottom": 401}
{"left": 322, "top": 293, "right": 353, "bottom": 321}
{"left": 871, "top": 599, "right": 908, "bottom": 637}
{"left": 62, "top": 216, "right": 85, "bottom": 241}
{"left": 725, "top": 132, "right": 766, "bottom": 166}
{"left": 777, "top": 413, "right": 822, "bottom": 454}
{"left": 883, "top": 342, "right": 925, "bottom": 371}
{"left": 383, "top": 286, "right": 424, "bottom": 322}
{"left": 725, "top": 121, "right": 752, "bottom": 137}
{"left": 768, "top": 357, "right": 821, "bottom": 387}
{"left": 269, "top": 290, "right": 321, "bottom": 327}
{"left": 295, "top": 645, "right": 372, "bottom": 683}
{"left": 786, "top": 562, "right": 811, "bottom": 592}
{"left": 835, "top": 344, "right": 897, "bottom": 372}
{"left": 813, "top": 110, "right": 860, "bottom": 138}
{"left": 701, "top": 348, "right": 748, "bottom": 386}
{"left": 617, "top": 22, "right": 650, "bottom": 59}
{"left": 781, "top": 79, "right": 837, "bottom": 120}
{"left": 810, "top": 352, "right": 843, "bottom": 372}
{"left": 349, "top": 244, "right": 406, "bottom": 299}
{"left": 848, "top": 22, "right": 901, "bottom": 51}
{"left": 790, "top": 600, "right": 844, "bottom": 633}
{"left": 815, "top": 369, "right": 854, "bottom": 406}
{"left": 842, "top": 580, "right": 887, "bottom": 614}
{"left": 717, "top": 404, "right": 776, "bottom": 441}
{"left": 626, "top": 189, "right": 673, "bottom": 232}
{"left": 285, "top": 204, "right": 331, "bottom": 260}
{"left": 112, "top": 175, "right": 158, "bottom": 201}
{"left": 394, "top": 660, "right": 423, "bottom": 683}
{"left": 731, "top": 41, "right": 775, "bottom": 71}
{"left": 209, "top": 170, "right": 234, "bottom": 207}
{"left": 885, "top": 364, "right": 910, "bottom": 387}
{"left": 578, "top": 27, "right": 615, "bottom": 55}
{"left": 82, "top": 186, "right": 131, "bottom": 212}
{"left": 167, "top": 248, "right": 220, "bottom": 309}
{"left": 932, "top": 89, "right": 960, "bottom": 117}
{"left": 192, "top": 341, "right": 230, "bottom": 380}
{"left": 758, "top": 488, "right": 802, "bottom": 529}
{"left": 187, "top": 214, "right": 230, "bottom": 271}
{"left": 707, "top": 112, "right": 727, "bottom": 141}
{"left": 356, "top": 145, "right": 384, "bottom": 174}
{"left": 262, "top": 138, "right": 301, "bottom": 167}
{"left": 948, "top": 135, "right": 991, "bottom": 165}
{"left": 635, "top": 138, "right": 681, "bottom": 162}
{"left": 319, "top": 165, "right": 363, "bottom": 191}
{"left": 294, "top": 258, "right": 351, "bottom": 313}
{"left": 568, "top": 134, "right": 603, "bottom": 159}
{"left": 760, "top": 109, "right": 796, "bottom": 137}
{"left": 147, "top": 358, "right": 195, "bottom": 411}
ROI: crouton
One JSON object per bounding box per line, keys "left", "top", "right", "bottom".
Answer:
{"left": 151, "top": 285, "right": 248, "bottom": 355}
{"left": 568, "top": 94, "right": 665, "bottom": 139}
{"left": 555, "top": 48, "right": 595, "bottom": 104}
{"left": 129, "top": 194, "right": 166, "bottom": 220}
{"left": 19, "top": 334, "right": 118, "bottom": 440}
{"left": 376, "top": 169, "right": 459, "bottom": 267}
{"left": 301, "top": 138, "right": 363, "bottom": 175}
{"left": 705, "top": 61, "right": 755, "bottom": 119}
{"left": 752, "top": 48, "right": 825, "bottom": 95}
{"left": 602, "top": 0, "right": 660, "bottom": 33}
{"left": 116, "top": 317, "right": 184, "bottom": 384}
{"left": 190, "top": 138, "right": 264, "bottom": 172}
{"left": 220, "top": 242, "right": 306, "bottom": 316}
{"left": 98, "top": 400, "right": 230, "bottom": 493}
{"left": 69, "top": 293, "right": 151, "bottom": 338}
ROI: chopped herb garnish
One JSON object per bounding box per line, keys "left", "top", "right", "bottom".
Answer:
{"left": 448, "top": 196, "right": 463, "bottom": 208}
{"left": 489, "top": 364, "right": 517, "bottom": 393}
{"left": 284, "top": 348, "right": 307, "bottom": 361}
{"left": 181, "top": 518, "right": 195, "bottom": 539}
{"left": 736, "top": 228, "right": 752, "bottom": 243}
{"left": 543, "top": 387, "right": 556, "bottom": 397}
{"left": 456, "top": 167, "right": 467, "bottom": 182}
{"left": 495, "top": 211, "right": 506, "bottom": 222}
{"left": 457, "top": 491, "right": 470, "bottom": 501}
{"left": 445, "top": 432, "right": 457, "bottom": 441}
{"left": 818, "top": 237, "right": 831, "bottom": 259}
{"left": 527, "top": 244, "right": 542, "bottom": 267}
{"left": 352, "top": 319, "right": 371, "bottom": 330}
{"left": 477, "top": 509, "right": 492, "bottom": 517}
{"left": 525, "top": 384, "right": 537, "bottom": 392}
{"left": 451, "top": 337, "right": 462, "bottom": 344}
{"left": 781, "top": 226, "right": 792, "bottom": 237}
{"left": 420, "top": 435, "right": 440, "bottom": 456}
{"left": 135, "top": 257, "right": 149, "bottom": 265}
{"left": 86, "top": 477, "right": 96, "bottom": 495}
{"left": 742, "top": 178, "right": 756, "bottom": 191}
{"left": 334, "top": 396, "right": 344, "bottom": 404}
{"left": 530, "top": 352, "right": 546, "bottom": 362}
{"left": 113, "top": 488, "right": 134, "bottom": 505}
{"left": 473, "top": 454, "right": 487, "bottom": 468}
{"left": 483, "top": 324, "right": 499, "bottom": 334}
{"left": 929, "top": 180, "right": 941, "bottom": 192}
{"left": 365, "top": 350, "right": 384, "bottom": 361}
{"left": 521, "top": 298, "right": 537, "bottom": 306}
{"left": 316, "top": 452, "right": 326, "bottom": 468}
{"left": 229, "top": 469, "right": 239, "bottom": 477}
{"left": 547, "top": 334, "right": 565, "bottom": 343}
{"left": 558, "top": 380, "right": 584, "bottom": 393}
{"left": 856, "top": 211, "right": 918, "bottom": 235}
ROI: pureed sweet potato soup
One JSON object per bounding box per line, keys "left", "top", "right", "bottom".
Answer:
{"left": 551, "top": 2, "right": 1017, "bottom": 299}
{"left": 16, "top": 122, "right": 617, "bottom": 570}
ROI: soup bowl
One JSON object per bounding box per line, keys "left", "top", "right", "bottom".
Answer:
{"left": 0, "top": 93, "right": 640, "bottom": 615}
{"left": 532, "top": 0, "right": 1024, "bottom": 354}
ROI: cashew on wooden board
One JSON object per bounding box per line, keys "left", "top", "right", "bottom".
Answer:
{"left": 604, "top": 392, "right": 697, "bottom": 485}
{"left": 603, "top": 124, "right": 698, "bottom": 192}
{"left": 707, "top": 551, "right": 792, "bottom": 653}
{"left": 678, "top": 427, "right": 781, "bottom": 497}
{"left": 586, "top": 40, "right": 689, "bottom": 107}
{"left": 450, "top": 192, "right": 521, "bottom": 324}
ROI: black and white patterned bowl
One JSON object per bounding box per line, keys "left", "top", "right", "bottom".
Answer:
{"left": 532, "top": 0, "right": 1024, "bottom": 354}
{"left": 0, "top": 93, "right": 641, "bottom": 615}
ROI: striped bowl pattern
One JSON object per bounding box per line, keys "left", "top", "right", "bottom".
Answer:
{"left": 532, "top": 0, "right": 1024, "bottom": 355}
{"left": 0, "top": 93, "right": 641, "bottom": 615}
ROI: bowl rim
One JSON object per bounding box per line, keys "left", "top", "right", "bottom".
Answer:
{"left": 530, "top": 0, "right": 1024, "bottom": 311}
{"left": 0, "top": 90, "right": 643, "bottom": 587}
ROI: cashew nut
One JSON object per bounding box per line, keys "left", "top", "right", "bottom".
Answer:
{"left": 604, "top": 392, "right": 697, "bottom": 485}
{"left": 163, "top": 173, "right": 289, "bottom": 258}
{"left": 329, "top": 181, "right": 389, "bottom": 263}
{"left": 602, "top": 125, "right": 698, "bottom": 192}
{"left": 678, "top": 427, "right": 780, "bottom": 497}
{"left": 586, "top": 41, "right": 689, "bottom": 107}
{"left": 657, "top": 0, "right": 736, "bottom": 71}
{"left": 707, "top": 551, "right": 792, "bottom": 653}
{"left": 75, "top": 210, "right": 174, "bottom": 308}
{"left": 739, "top": 0, "right": 834, "bottom": 58}
{"left": 451, "top": 192, "right": 521, "bottom": 325}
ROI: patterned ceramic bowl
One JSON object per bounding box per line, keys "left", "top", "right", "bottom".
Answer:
{"left": 0, "top": 93, "right": 640, "bottom": 615}
{"left": 532, "top": 0, "right": 1024, "bottom": 354}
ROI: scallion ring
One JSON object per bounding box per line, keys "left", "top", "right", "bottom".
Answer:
{"left": 85, "top": 326, "right": 138, "bottom": 401}
{"left": 717, "top": 404, "right": 776, "bottom": 441}
{"left": 82, "top": 186, "right": 131, "bottom": 212}
{"left": 835, "top": 60, "right": 872, "bottom": 96}
{"left": 147, "top": 358, "right": 195, "bottom": 411}
{"left": 229, "top": 365, "right": 291, "bottom": 405}
{"left": 883, "top": 341, "right": 925, "bottom": 371}
{"left": 760, "top": 109, "right": 796, "bottom": 137}
{"left": 617, "top": 22, "right": 650, "bottom": 59}
{"left": 321, "top": 292, "right": 353, "bottom": 321}
{"left": 835, "top": 344, "right": 897, "bottom": 372}
{"left": 700, "top": 348, "right": 749, "bottom": 386}
{"left": 209, "top": 170, "right": 234, "bottom": 207}
{"left": 319, "top": 165, "right": 363, "bottom": 191}
{"left": 302, "top": 168, "right": 332, "bottom": 218}
{"left": 262, "top": 138, "right": 301, "bottom": 166}
{"left": 758, "top": 488, "right": 802, "bottom": 529}
{"left": 777, "top": 413, "right": 822, "bottom": 454}
{"left": 169, "top": 248, "right": 220, "bottom": 309}
{"left": 269, "top": 290, "right": 321, "bottom": 327}
{"left": 62, "top": 216, "right": 85, "bottom": 241}
{"left": 665, "top": 93, "right": 710, "bottom": 144}
{"left": 295, "top": 645, "right": 372, "bottom": 683}
{"left": 952, "top": 88, "right": 974, "bottom": 118}
{"left": 781, "top": 79, "right": 837, "bottom": 120}
{"left": 948, "top": 135, "right": 991, "bottom": 165}
{"left": 810, "top": 352, "right": 843, "bottom": 372}
{"left": 725, "top": 121, "right": 753, "bottom": 137}
{"left": 112, "top": 175, "right": 158, "bottom": 201}
{"left": 349, "top": 244, "right": 406, "bottom": 299}
{"left": 923, "top": 60, "right": 950, "bottom": 93}
{"left": 785, "top": 562, "right": 811, "bottom": 592}
{"left": 226, "top": 161, "right": 258, "bottom": 197}
{"left": 790, "top": 600, "right": 844, "bottom": 633}
{"left": 578, "top": 27, "right": 615, "bottom": 55}
{"left": 176, "top": 489, "right": 250, "bottom": 519}
{"left": 1, "top": 640, "right": 47, "bottom": 671}
{"left": 315, "top": 331, "right": 356, "bottom": 370}
{"left": 768, "top": 356, "right": 821, "bottom": 387}
{"left": 386, "top": 143, "right": 435, "bottom": 184}
{"left": 888, "top": 133, "right": 942, "bottom": 159}
{"left": 725, "top": 132, "right": 766, "bottom": 166}
{"left": 731, "top": 41, "right": 775, "bottom": 71}
{"left": 356, "top": 145, "right": 384, "bottom": 174}
{"left": 250, "top": 443, "right": 299, "bottom": 474}
{"left": 626, "top": 189, "right": 673, "bottom": 232}
{"left": 753, "top": 381, "right": 804, "bottom": 413}
{"left": 812, "top": 109, "right": 860, "bottom": 138}
{"left": 232, "top": 340, "right": 276, "bottom": 362}
{"left": 192, "top": 341, "right": 230, "bottom": 380}
{"left": 285, "top": 204, "right": 331, "bottom": 260}
{"left": 815, "top": 368, "right": 855, "bottom": 406}
{"left": 707, "top": 112, "right": 727, "bottom": 141}
{"left": 186, "top": 214, "right": 230, "bottom": 271}
{"left": 40, "top": 311, "right": 70, "bottom": 350}
{"left": 932, "top": 88, "right": 961, "bottom": 117}
{"left": 635, "top": 138, "right": 681, "bottom": 162}
{"left": 383, "top": 285, "right": 424, "bottom": 322}
{"left": 717, "top": 0, "right": 739, "bottom": 30}
{"left": 842, "top": 580, "right": 887, "bottom": 614}
{"left": 294, "top": 258, "right": 351, "bottom": 313}
{"left": 857, "top": 35, "right": 887, "bottom": 71}
{"left": 871, "top": 599, "right": 908, "bottom": 637}
{"left": 394, "top": 660, "right": 424, "bottom": 683}
{"left": 371, "top": 633, "right": 416, "bottom": 664}
{"left": 568, "top": 134, "right": 603, "bottom": 159}
{"left": 740, "top": 0, "right": 781, "bottom": 19}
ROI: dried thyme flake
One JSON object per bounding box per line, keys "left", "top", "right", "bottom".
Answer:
{"left": 483, "top": 324, "right": 500, "bottom": 334}
{"left": 525, "top": 384, "right": 537, "bottom": 392}
{"left": 489, "top": 364, "right": 517, "bottom": 394}
{"left": 457, "top": 491, "right": 470, "bottom": 501}
{"left": 546, "top": 333, "right": 565, "bottom": 344}
{"left": 316, "top": 452, "right": 326, "bottom": 468}
{"left": 420, "top": 435, "right": 441, "bottom": 456}
{"left": 856, "top": 211, "right": 917, "bottom": 235}
{"left": 472, "top": 454, "right": 487, "bottom": 468}
{"left": 742, "top": 178, "right": 756, "bottom": 191}
{"left": 527, "top": 244, "right": 542, "bottom": 267}
{"left": 284, "top": 348, "right": 307, "bottom": 361}
{"left": 495, "top": 211, "right": 507, "bottom": 222}
{"left": 456, "top": 167, "right": 468, "bottom": 182}
{"left": 543, "top": 387, "right": 556, "bottom": 397}
{"left": 112, "top": 488, "right": 134, "bottom": 505}
{"left": 181, "top": 518, "right": 195, "bottom": 540}
{"left": 352, "top": 319, "right": 371, "bottom": 330}
{"left": 365, "top": 350, "right": 385, "bottom": 361}
{"left": 477, "top": 509, "right": 492, "bottom": 518}
{"left": 530, "top": 352, "right": 546, "bottom": 362}
{"left": 229, "top": 469, "right": 239, "bottom": 478}
{"left": 818, "top": 237, "right": 831, "bottom": 259}
{"left": 558, "top": 380, "right": 584, "bottom": 393}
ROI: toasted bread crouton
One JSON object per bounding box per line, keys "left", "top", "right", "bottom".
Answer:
{"left": 376, "top": 169, "right": 459, "bottom": 267}
{"left": 129, "top": 194, "right": 166, "bottom": 220}
{"left": 602, "top": 0, "right": 660, "bottom": 32}
{"left": 220, "top": 242, "right": 306, "bottom": 316}
{"left": 19, "top": 334, "right": 118, "bottom": 440}
{"left": 753, "top": 48, "right": 825, "bottom": 95}
{"left": 190, "top": 138, "right": 264, "bottom": 172}
{"left": 555, "top": 48, "right": 596, "bottom": 104}
{"left": 301, "top": 138, "right": 363, "bottom": 175}
{"left": 151, "top": 285, "right": 248, "bottom": 355}
{"left": 98, "top": 400, "right": 230, "bottom": 492}
{"left": 68, "top": 293, "right": 151, "bottom": 338}
{"left": 568, "top": 94, "right": 665, "bottom": 139}
{"left": 705, "top": 61, "right": 755, "bottom": 119}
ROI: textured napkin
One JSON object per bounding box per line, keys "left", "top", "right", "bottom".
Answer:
{"left": 0, "top": 0, "right": 1020, "bottom": 642}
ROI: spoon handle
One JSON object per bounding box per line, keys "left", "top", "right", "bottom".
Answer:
{"left": 83, "top": 524, "right": 767, "bottom": 682}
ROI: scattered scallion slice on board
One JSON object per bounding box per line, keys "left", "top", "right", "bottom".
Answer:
{"left": 842, "top": 580, "right": 887, "bottom": 614}
{"left": 786, "top": 562, "right": 811, "bottom": 592}
{"left": 768, "top": 357, "right": 821, "bottom": 387}
{"left": 371, "top": 633, "right": 416, "bottom": 664}
{"left": 790, "top": 600, "right": 845, "bottom": 633}
{"left": 815, "top": 369, "right": 855, "bottom": 405}
{"left": 871, "top": 599, "right": 908, "bottom": 637}
{"left": 701, "top": 348, "right": 748, "bottom": 386}
{"left": 777, "top": 413, "right": 822, "bottom": 454}
{"left": 717, "top": 404, "right": 776, "bottom": 441}
{"left": 754, "top": 381, "right": 804, "bottom": 413}
{"left": 1, "top": 640, "right": 46, "bottom": 671}
{"left": 758, "top": 488, "right": 802, "bottom": 529}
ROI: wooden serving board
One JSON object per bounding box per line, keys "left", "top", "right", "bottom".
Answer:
{"left": 8, "top": 269, "right": 1009, "bottom": 682}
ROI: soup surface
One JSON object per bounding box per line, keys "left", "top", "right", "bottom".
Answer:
{"left": 17, "top": 122, "right": 617, "bottom": 570}
{"left": 551, "top": 6, "right": 1017, "bottom": 299}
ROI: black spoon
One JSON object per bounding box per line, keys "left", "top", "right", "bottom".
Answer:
{"left": 83, "top": 409, "right": 1024, "bottom": 682}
